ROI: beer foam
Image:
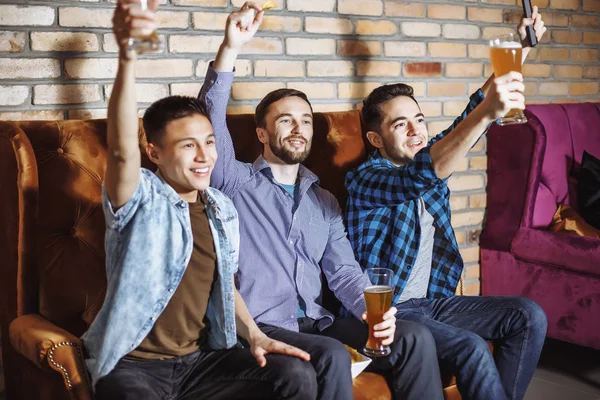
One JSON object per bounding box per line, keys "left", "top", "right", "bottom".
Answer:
{"left": 493, "top": 41, "right": 521, "bottom": 49}
{"left": 365, "top": 285, "right": 393, "bottom": 293}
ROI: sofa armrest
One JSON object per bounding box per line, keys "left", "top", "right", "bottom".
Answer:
{"left": 511, "top": 228, "right": 600, "bottom": 276}
{"left": 9, "top": 314, "right": 93, "bottom": 400}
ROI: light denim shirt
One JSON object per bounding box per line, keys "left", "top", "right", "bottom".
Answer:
{"left": 82, "top": 169, "right": 239, "bottom": 386}
{"left": 200, "top": 66, "right": 369, "bottom": 332}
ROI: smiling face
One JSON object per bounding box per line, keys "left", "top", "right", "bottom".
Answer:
{"left": 146, "top": 114, "right": 217, "bottom": 202}
{"left": 368, "top": 95, "right": 428, "bottom": 166}
{"left": 257, "top": 95, "right": 314, "bottom": 165}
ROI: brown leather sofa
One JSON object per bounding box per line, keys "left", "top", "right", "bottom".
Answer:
{"left": 0, "top": 112, "right": 462, "bottom": 400}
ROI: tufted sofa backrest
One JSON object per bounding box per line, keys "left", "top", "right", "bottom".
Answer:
{"left": 0, "top": 110, "right": 366, "bottom": 337}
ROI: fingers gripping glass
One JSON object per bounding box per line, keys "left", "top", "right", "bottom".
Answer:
{"left": 127, "top": 0, "right": 163, "bottom": 54}
{"left": 489, "top": 33, "right": 527, "bottom": 126}
{"left": 363, "top": 268, "right": 393, "bottom": 357}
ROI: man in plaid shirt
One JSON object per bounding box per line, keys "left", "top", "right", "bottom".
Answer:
{"left": 345, "top": 9, "right": 548, "bottom": 400}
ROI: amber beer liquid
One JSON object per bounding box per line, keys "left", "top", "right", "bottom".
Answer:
{"left": 364, "top": 285, "right": 393, "bottom": 356}
{"left": 490, "top": 44, "right": 523, "bottom": 120}
{"left": 489, "top": 34, "right": 527, "bottom": 125}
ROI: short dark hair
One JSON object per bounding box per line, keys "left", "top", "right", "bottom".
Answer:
{"left": 142, "top": 96, "right": 209, "bottom": 145}
{"left": 255, "top": 88, "right": 313, "bottom": 128}
{"left": 361, "top": 83, "right": 419, "bottom": 134}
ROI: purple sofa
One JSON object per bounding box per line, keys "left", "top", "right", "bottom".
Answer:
{"left": 481, "top": 103, "right": 600, "bottom": 350}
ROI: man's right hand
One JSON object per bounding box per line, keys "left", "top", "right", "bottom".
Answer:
{"left": 223, "top": 2, "right": 264, "bottom": 51}
{"left": 112, "top": 0, "right": 159, "bottom": 60}
{"left": 481, "top": 71, "right": 526, "bottom": 121}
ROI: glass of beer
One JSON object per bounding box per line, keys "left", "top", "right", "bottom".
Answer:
{"left": 489, "top": 33, "right": 527, "bottom": 125}
{"left": 363, "top": 268, "right": 393, "bottom": 357}
{"left": 127, "top": 0, "right": 163, "bottom": 54}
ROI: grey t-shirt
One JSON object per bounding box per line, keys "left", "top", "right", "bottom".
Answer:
{"left": 398, "top": 197, "right": 434, "bottom": 303}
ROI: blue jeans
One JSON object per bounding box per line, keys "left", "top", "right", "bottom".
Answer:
{"left": 94, "top": 348, "right": 317, "bottom": 400}
{"left": 395, "top": 296, "right": 547, "bottom": 400}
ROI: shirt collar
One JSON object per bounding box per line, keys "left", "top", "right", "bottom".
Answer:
{"left": 252, "top": 154, "right": 320, "bottom": 186}
{"left": 154, "top": 169, "right": 219, "bottom": 211}
{"left": 369, "top": 149, "right": 394, "bottom": 167}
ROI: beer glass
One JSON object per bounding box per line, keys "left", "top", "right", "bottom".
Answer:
{"left": 127, "top": 0, "right": 163, "bottom": 54}
{"left": 363, "top": 268, "right": 393, "bottom": 357}
{"left": 489, "top": 33, "right": 527, "bottom": 125}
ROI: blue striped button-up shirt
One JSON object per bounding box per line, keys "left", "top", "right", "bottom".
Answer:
{"left": 200, "top": 66, "right": 369, "bottom": 332}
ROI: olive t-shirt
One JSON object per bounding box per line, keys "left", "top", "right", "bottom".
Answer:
{"left": 128, "top": 195, "right": 217, "bottom": 360}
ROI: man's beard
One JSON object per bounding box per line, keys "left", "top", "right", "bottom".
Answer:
{"left": 269, "top": 136, "right": 311, "bottom": 164}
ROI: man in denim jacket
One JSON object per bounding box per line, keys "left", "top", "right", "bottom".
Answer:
{"left": 81, "top": 1, "right": 313, "bottom": 399}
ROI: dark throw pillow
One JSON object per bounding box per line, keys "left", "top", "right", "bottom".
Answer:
{"left": 578, "top": 150, "right": 600, "bottom": 230}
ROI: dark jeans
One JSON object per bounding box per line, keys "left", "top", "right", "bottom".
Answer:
{"left": 94, "top": 348, "right": 317, "bottom": 400}
{"left": 260, "top": 316, "right": 443, "bottom": 400}
{"left": 395, "top": 296, "right": 547, "bottom": 400}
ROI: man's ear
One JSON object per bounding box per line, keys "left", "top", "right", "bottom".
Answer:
{"left": 256, "top": 127, "right": 268, "bottom": 144}
{"left": 366, "top": 131, "right": 384, "bottom": 149}
{"left": 146, "top": 143, "right": 160, "bottom": 164}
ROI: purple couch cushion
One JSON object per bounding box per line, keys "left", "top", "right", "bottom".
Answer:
{"left": 511, "top": 228, "right": 600, "bottom": 276}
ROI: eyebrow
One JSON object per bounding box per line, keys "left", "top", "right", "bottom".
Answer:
{"left": 174, "top": 133, "right": 215, "bottom": 144}
{"left": 389, "top": 113, "right": 425, "bottom": 126}
{"left": 275, "top": 113, "right": 313, "bottom": 120}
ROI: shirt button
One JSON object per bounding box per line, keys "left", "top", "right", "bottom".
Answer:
{"left": 407, "top": 265, "right": 412, "bottom": 270}
{"left": 168, "top": 288, "right": 173, "bottom": 292}
{"left": 394, "top": 288, "right": 400, "bottom": 295}
{"left": 289, "top": 240, "right": 293, "bottom": 244}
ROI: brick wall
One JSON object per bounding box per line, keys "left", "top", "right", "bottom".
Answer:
{"left": 1, "top": 0, "right": 599, "bottom": 295}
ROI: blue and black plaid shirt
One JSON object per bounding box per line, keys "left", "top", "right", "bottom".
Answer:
{"left": 345, "top": 90, "right": 485, "bottom": 304}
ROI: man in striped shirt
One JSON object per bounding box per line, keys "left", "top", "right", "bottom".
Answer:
{"left": 199, "top": 3, "right": 444, "bottom": 399}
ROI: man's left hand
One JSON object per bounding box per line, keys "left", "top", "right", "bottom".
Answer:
{"left": 249, "top": 334, "right": 311, "bottom": 367}
{"left": 362, "top": 307, "right": 397, "bottom": 346}
{"left": 518, "top": 5, "right": 547, "bottom": 62}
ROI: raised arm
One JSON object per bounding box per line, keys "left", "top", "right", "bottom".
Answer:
{"left": 104, "top": 0, "right": 158, "bottom": 208}
{"left": 429, "top": 8, "right": 547, "bottom": 179}
{"left": 198, "top": 2, "right": 263, "bottom": 195}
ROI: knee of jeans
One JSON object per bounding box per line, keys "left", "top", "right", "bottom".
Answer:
{"left": 519, "top": 298, "right": 548, "bottom": 334}
{"left": 399, "top": 321, "right": 437, "bottom": 351}
{"left": 464, "top": 333, "right": 492, "bottom": 359}
{"left": 326, "top": 339, "right": 352, "bottom": 366}
{"left": 277, "top": 357, "right": 318, "bottom": 397}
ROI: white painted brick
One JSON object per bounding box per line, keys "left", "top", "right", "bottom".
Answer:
{"left": 0, "top": 31, "right": 27, "bottom": 52}
{"left": 0, "top": 86, "right": 29, "bottom": 106}
{"left": 384, "top": 42, "right": 426, "bottom": 57}
{"left": 65, "top": 58, "right": 117, "bottom": 79}
{"left": 105, "top": 83, "right": 169, "bottom": 103}
{"left": 59, "top": 8, "right": 113, "bottom": 28}
{"left": 31, "top": 32, "right": 99, "bottom": 52}
{"left": 0, "top": 5, "right": 54, "bottom": 26}
{"left": 68, "top": 109, "right": 108, "bottom": 120}
{"left": 171, "top": 83, "right": 203, "bottom": 97}
{"left": 195, "top": 59, "right": 251, "bottom": 77}
{"left": 0, "top": 110, "right": 64, "bottom": 121}
{"left": 34, "top": 84, "right": 102, "bottom": 105}
{"left": 0, "top": 59, "right": 61, "bottom": 79}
